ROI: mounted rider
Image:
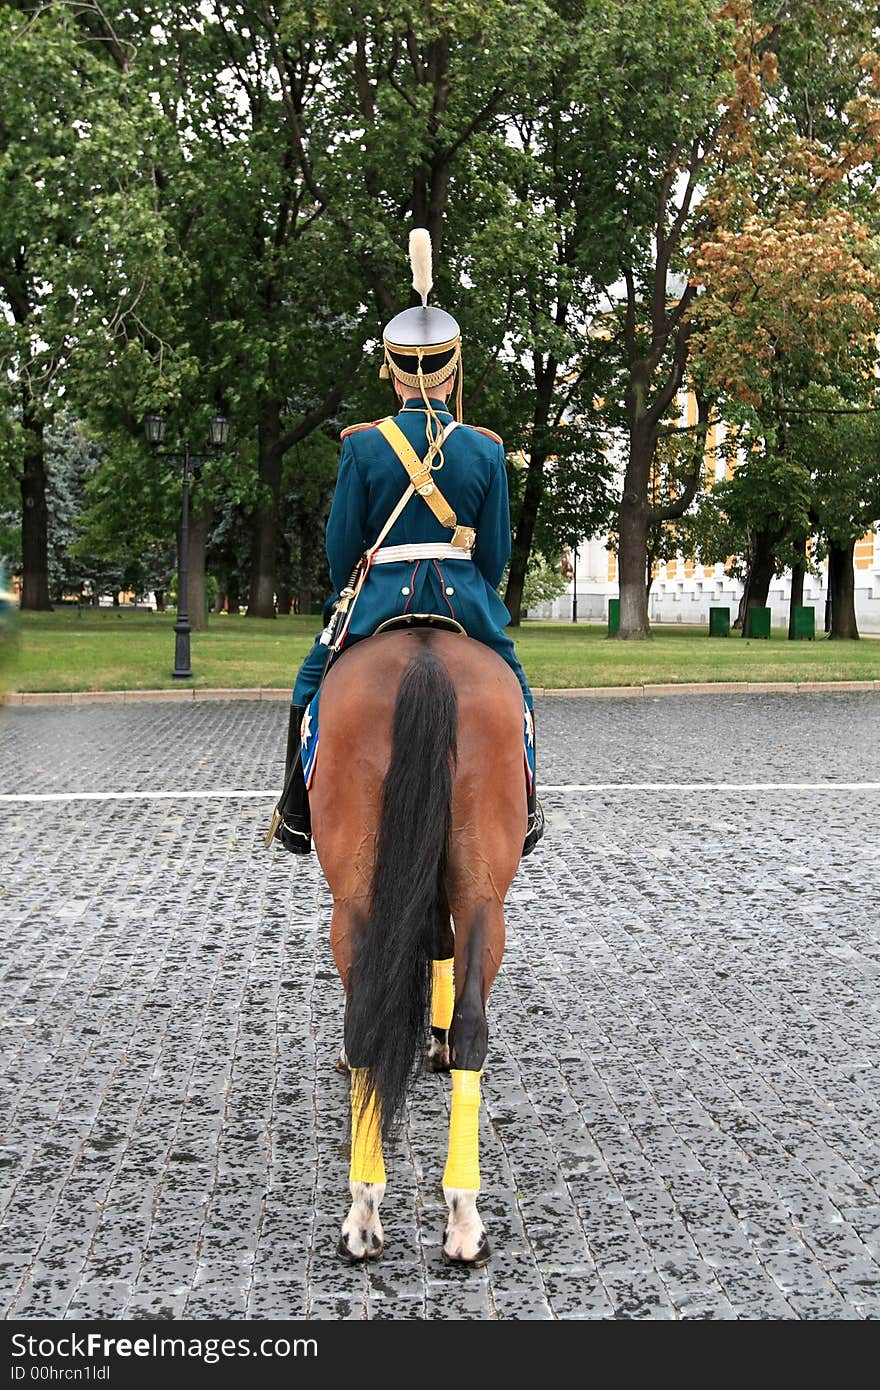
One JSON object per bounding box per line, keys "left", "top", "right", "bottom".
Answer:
{"left": 271, "top": 229, "right": 544, "bottom": 859}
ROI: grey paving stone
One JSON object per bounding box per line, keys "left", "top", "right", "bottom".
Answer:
{"left": 1, "top": 695, "right": 879, "bottom": 1320}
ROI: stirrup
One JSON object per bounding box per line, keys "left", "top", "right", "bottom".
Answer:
{"left": 521, "top": 798, "right": 545, "bottom": 858}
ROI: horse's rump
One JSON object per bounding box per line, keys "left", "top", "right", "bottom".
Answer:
{"left": 309, "top": 630, "right": 526, "bottom": 897}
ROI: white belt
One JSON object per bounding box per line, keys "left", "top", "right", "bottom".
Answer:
{"left": 371, "top": 543, "right": 473, "bottom": 564}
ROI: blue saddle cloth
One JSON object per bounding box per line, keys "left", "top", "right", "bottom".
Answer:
{"left": 300, "top": 691, "right": 534, "bottom": 794}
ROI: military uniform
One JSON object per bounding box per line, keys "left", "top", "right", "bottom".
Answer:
{"left": 292, "top": 398, "right": 532, "bottom": 710}
{"left": 270, "top": 226, "right": 543, "bottom": 858}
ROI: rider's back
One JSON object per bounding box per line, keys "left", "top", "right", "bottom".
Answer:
{"left": 329, "top": 405, "right": 513, "bottom": 643}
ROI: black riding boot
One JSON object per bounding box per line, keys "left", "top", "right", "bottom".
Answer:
{"left": 274, "top": 703, "right": 312, "bottom": 854}
{"left": 521, "top": 708, "right": 545, "bottom": 858}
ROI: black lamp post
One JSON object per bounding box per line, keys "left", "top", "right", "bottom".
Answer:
{"left": 144, "top": 412, "right": 230, "bottom": 679}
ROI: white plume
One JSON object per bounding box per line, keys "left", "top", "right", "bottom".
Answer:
{"left": 409, "top": 227, "right": 433, "bottom": 306}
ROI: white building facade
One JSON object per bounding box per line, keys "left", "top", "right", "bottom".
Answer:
{"left": 528, "top": 407, "right": 880, "bottom": 632}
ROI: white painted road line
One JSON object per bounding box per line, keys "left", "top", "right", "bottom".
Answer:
{"left": 1, "top": 782, "right": 880, "bottom": 805}
{"left": 544, "top": 782, "right": 880, "bottom": 792}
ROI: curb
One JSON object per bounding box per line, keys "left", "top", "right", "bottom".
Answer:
{"left": 532, "top": 679, "right": 880, "bottom": 697}
{"left": 4, "top": 679, "right": 879, "bottom": 707}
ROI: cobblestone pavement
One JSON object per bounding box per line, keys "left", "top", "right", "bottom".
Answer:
{"left": 1, "top": 693, "right": 879, "bottom": 1320}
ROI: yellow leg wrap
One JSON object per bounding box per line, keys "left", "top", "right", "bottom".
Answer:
{"left": 443, "top": 1069, "right": 482, "bottom": 1191}
{"left": 431, "top": 957, "right": 455, "bottom": 1031}
{"left": 349, "top": 1069, "right": 386, "bottom": 1185}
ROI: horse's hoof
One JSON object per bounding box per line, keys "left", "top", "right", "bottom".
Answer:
{"left": 337, "top": 1233, "right": 384, "bottom": 1263}
{"left": 442, "top": 1231, "right": 491, "bottom": 1269}
{"left": 426, "top": 1037, "right": 450, "bottom": 1072}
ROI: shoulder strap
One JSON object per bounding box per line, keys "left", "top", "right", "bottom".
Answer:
{"left": 376, "top": 418, "right": 459, "bottom": 531}
{"left": 340, "top": 416, "right": 390, "bottom": 440}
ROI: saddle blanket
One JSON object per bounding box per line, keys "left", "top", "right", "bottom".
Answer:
{"left": 299, "top": 692, "right": 534, "bottom": 794}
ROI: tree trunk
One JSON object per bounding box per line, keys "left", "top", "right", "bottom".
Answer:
{"left": 19, "top": 410, "right": 52, "bottom": 610}
{"left": 828, "top": 538, "right": 859, "bottom": 639}
{"left": 616, "top": 428, "right": 653, "bottom": 638}
{"left": 503, "top": 364, "right": 556, "bottom": 626}
{"left": 733, "top": 585, "right": 748, "bottom": 631}
{"left": 787, "top": 544, "right": 806, "bottom": 640}
{"left": 155, "top": 589, "right": 165, "bottom": 612}
{"left": 213, "top": 587, "right": 225, "bottom": 614}
{"left": 187, "top": 499, "right": 212, "bottom": 632}
{"left": 503, "top": 449, "right": 548, "bottom": 626}
{"left": 248, "top": 398, "right": 285, "bottom": 618}
{"left": 276, "top": 525, "right": 292, "bottom": 616}
{"left": 738, "top": 529, "right": 778, "bottom": 636}
{"left": 227, "top": 575, "right": 241, "bottom": 616}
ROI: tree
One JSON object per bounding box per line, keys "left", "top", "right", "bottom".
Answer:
{"left": 788, "top": 388, "right": 880, "bottom": 640}
{"left": 0, "top": 2, "right": 186, "bottom": 609}
{"left": 688, "top": 1, "right": 880, "bottom": 638}
{"left": 682, "top": 443, "right": 814, "bottom": 627}
{"left": 249, "top": 0, "right": 554, "bottom": 616}
{"left": 560, "top": 0, "right": 769, "bottom": 638}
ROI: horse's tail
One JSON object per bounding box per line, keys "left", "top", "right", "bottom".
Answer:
{"left": 345, "top": 642, "right": 457, "bottom": 1142}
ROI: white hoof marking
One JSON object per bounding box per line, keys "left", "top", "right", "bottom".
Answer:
{"left": 442, "top": 1187, "right": 487, "bottom": 1263}
{"left": 427, "top": 1036, "right": 450, "bottom": 1069}
{"left": 340, "top": 1180, "right": 385, "bottom": 1260}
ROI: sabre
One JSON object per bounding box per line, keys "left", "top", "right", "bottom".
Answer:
{"left": 319, "top": 560, "right": 363, "bottom": 650}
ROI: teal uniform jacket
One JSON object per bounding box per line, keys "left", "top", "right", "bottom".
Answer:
{"left": 292, "top": 397, "right": 533, "bottom": 709}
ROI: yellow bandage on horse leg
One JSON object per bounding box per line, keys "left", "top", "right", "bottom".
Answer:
{"left": 349, "top": 1069, "right": 386, "bottom": 1185}
{"left": 431, "top": 957, "right": 455, "bottom": 1031}
{"left": 443, "top": 1068, "right": 482, "bottom": 1191}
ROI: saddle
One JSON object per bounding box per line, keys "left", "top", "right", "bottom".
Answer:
{"left": 373, "top": 614, "right": 466, "bottom": 636}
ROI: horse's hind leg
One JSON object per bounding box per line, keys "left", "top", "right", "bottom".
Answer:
{"left": 442, "top": 901, "right": 505, "bottom": 1267}
{"left": 427, "top": 898, "right": 455, "bottom": 1072}
{"left": 339, "top": 1069, "right": 386, "bottom": 1261}
{"left": 331, "top": 902, "right": 386, "bottom": 1261}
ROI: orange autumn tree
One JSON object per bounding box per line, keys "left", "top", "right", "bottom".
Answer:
{"left": 686, "top": 7, "right": 880, "bottom": 636}
{"left": 598, "top": 0, "right": 770, "bottom": 639}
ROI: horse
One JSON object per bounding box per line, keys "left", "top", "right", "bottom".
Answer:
{"left": 307, "top": 626, "right": 527, "bottom": 1265}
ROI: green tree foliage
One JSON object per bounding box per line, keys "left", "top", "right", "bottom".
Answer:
{"left": 3, "top": 0, "right": 879, "bottom": 649}
{"left": 0, "top": 2, "right": 192, "bottom": 607}
{"left": 686, "top": 0, "right": 880, "bottom": 638}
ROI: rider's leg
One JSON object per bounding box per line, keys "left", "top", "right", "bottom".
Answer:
{"left": 278, "top": 631, "right": 371, "bottom": 854}
{"left": 480, "top": 630, "right": 544, "bottom": 857}
{"left": 521, "top": 705, "right": 545, "bottom": 858}
{"left": 274, "top": 638, "right": 329, "bottom": 855}
{"left": 275, "top": 702, "right": 311, "bottom": 853}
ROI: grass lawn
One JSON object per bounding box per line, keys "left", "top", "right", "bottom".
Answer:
{"left": 3, "top": 607, "right": 880, "bottom": 694}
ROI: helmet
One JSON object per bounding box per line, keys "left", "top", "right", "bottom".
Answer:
{"left": 381, "top": 230, "right": 463, "bottom": 466}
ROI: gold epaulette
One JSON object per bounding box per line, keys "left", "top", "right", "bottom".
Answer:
{"left": 470, "top": 424, "right": 503, "bottom": 445}
{"left": 340, "top": 417, "right": 388, "bottom": 441}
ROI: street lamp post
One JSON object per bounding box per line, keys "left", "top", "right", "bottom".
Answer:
{"left": 572, "top": 542, "right": 578, "bottom": 624}
{"left": 144, "top": 412, "right": 230, "bottom": 679}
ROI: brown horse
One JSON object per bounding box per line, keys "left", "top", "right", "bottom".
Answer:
{"left": 308, "top": 627, "right": 527, "bottom": 1265}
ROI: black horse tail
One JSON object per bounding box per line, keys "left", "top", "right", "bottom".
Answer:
{"left": 345, "top": 642, "right": 457, "bottom": 1143}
